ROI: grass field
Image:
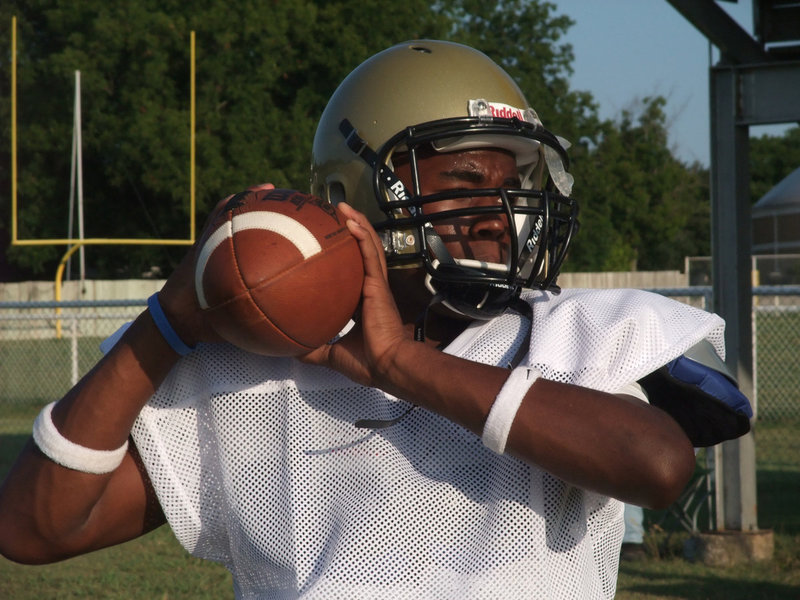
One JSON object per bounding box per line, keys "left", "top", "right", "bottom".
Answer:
{"left": 2, "top": 407, "right": 799, "bottom": 599}
{"left": 0, "top": 336, "right": 105, "bottom": 405}
{"left": 2, "top": 526, "right": 798, "bottom": 599}
{"left": 0, "top": 528, "right": 234, "bottom": 599}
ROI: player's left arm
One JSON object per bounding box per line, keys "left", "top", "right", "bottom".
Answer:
{"left": 380, "top": 345, "right": 697, "bottom": 510}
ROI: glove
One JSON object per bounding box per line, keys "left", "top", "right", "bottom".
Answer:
{"left": 640, "top": 353, "right": 753, "bottom": 447}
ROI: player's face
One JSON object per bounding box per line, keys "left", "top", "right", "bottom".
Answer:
{"left": 393, "top": 147, "right": 519, "bottom": 265}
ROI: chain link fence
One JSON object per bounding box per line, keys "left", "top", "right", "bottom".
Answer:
{"left": 0, "top": 300, "right": 144, "bottom": 407}
{"left": 1, "top": 288, "right": 798, "bottom": 532}
{"left": 750, "top": 288, "right": 800, "bottom": 535}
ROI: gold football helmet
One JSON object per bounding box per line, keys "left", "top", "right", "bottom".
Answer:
{"left": 311, "top": 40, "right": 578, "bottom": 319}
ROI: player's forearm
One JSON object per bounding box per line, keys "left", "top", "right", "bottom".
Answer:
{"left": 380, "top": 343, "right": 695, "bottom": 508}
{"left": 506, "top": 378, "right": 696, "bottom": 508}
{"left": 51, "top": 310, "right": 179, "bottom": 448}
{"left": 375, "top": 338, "right": 499, "bottom": 432}
{"left": 0, "top": 309, "right": 177, "bottom": 562}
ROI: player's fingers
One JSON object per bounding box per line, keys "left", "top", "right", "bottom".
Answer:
{"left": 345, "top": 219, "right": 388, "bottom": 284}
{"left": 337, "top": 203, "right": 388, "bottom": 278}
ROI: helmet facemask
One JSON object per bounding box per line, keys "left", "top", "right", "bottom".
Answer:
{"left": 341, "top": 113, "right": 579, "bottom": 320}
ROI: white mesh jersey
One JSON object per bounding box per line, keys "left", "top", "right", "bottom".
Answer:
{"left": 130, "top": 288, "right": 725, "bottom": 599}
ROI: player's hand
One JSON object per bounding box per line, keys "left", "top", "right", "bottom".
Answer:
{"left": 300, "top": 203, "right": 412, "bottom": 389}
{"left": 158, "top": 183, "right": 276, "bottom": 348}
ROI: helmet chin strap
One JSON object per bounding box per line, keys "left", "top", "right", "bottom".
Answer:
{"left": 414, "top": 291, "right": 448, "bottom": 343}
{"left": 354, "top": 404, "right": 418, "bottom": 430}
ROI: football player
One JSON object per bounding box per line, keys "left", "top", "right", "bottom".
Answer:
{"left": 0, "top": 41, "right": 751, "bottom": 599}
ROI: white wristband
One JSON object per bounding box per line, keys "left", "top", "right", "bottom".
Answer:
{"left": 483, "top": 367, "right": 541, "bottom": 454}
{"left": 32, "top": 402, "right": 129, "bottom": 474}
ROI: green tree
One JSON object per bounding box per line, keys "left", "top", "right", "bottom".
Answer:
{"left": 0, "top": 0, "right": 450, "bottom": 279}
{"left": 749, "top": 126, "right": 800, "bottom": 203}
{"left": 1, "top": 0, "right": 706, "bottom": 281}
{"left": 2, "top": 2, "right": 195, "bottom": 277}
{"left": 441, "top": 0, "right": 601, "bottom": 146}
{"left": 566, "top": 96, "right": 710, "bottom": 272}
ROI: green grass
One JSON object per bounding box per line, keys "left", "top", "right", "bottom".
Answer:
{"left": 0, "top": 414, "right": 231, "bottom": 599}
{"left": 0, "top": 309, "right": 797, "bottom": 597}
{"left": 616, "top": 534, "right": 800, "bottom": 599}
{"left": 0, "top": 527, "right": 233, "bottom": 599}
{"left": 3, "top": 526, "right": 799, "bottom": 600}
{"left": 0, "top": 337, "right": 104, "bottom": 405}
{"left": 754, "top": 309, "right": 800, "bottom": 421}
{"left": 5, "top": 529, "right": 797, "bottom": 600}
{"left": 757, "top": 420, "right": 800, "bottom": 470}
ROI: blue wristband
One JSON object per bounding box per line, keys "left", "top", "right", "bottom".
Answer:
{"left": 147, "top": 293, "right": 195, "bottom": 356}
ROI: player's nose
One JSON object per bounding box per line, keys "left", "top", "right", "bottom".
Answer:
{"left": 469, "top": 217, "right": 507, "bottom": 240}
{"left": 468, "top": 197, "right": 508, "bottom": 240}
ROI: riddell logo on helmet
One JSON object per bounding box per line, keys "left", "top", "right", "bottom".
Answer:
{"left": 488, "top": 104, "right": 525, "bottom": 120}
{"left": 389, "top": 180, "right": 409, "bottom": 201}
{"left": 468, "top": 100, "right": 529, "bottom": 122}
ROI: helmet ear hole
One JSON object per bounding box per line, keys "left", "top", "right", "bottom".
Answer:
{"left": 328, "top": 181, "right": 346, "bottom": 205}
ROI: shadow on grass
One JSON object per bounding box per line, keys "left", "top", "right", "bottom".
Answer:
{"left": 759, "top": 469, "right": 800, "bottom": 535}
{"left": 618, "top": 561, "right": 800, "bottom": 600}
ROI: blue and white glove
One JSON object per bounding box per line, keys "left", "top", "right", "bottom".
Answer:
{"left": 640, "top": 343, "right": 753, "bottom": 447}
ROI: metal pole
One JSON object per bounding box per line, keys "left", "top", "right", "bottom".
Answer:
{"left": 190, "top": 30, "right": 196, "bottom": 242}
{"left": 709, "top": 64, "right": 758, "bottom": 531}
{"left": 76, "top": 70, "right": 86, "bottom": 282}
{"left": 67, "top": 71, "right": 78, "bottom": 280}
{"left": 11, "top": 16, "right": 18, "bottom": 243}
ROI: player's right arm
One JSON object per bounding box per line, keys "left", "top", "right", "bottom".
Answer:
{"left": 0, "top": 307, "right": 178, "bottom": 564}
{"left": 0, "top": 186, "right": 277, "bottom": 564}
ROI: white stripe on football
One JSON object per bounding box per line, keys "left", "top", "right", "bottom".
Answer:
{"left": 195, "top": 211, "right": 322, "bottom": 309}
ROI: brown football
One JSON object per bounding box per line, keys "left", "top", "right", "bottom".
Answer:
{"left": 194, "top": 188, "right": 363, "bottom": 356}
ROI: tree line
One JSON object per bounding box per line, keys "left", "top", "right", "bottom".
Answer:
{"left": 0, "top": 1, "right": 795, "bottom": 281}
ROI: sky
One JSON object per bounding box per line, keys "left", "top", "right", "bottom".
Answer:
{"left": 550, "top": 0, "right": 790, "bottom": 166}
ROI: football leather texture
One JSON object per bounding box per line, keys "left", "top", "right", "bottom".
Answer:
{"left": 194, "top": 188, "right": 363, "bottom": 356}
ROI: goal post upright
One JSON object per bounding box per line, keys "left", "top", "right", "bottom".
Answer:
{"left": 190, "top": 29, "right": 196, "bottom": 244}
{"left": 8, "top": 17, "right": 197, "bottom": 262}
{"left": 11, "top": 16, "right": 18, "bottom": 244}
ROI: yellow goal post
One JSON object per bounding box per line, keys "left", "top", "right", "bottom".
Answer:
{"left": 9, "top": 17, "right": 198, "bottom": 334}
